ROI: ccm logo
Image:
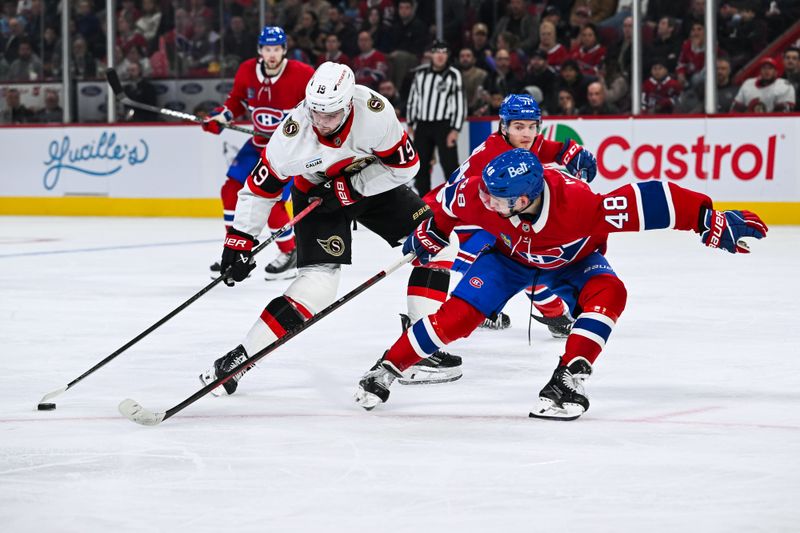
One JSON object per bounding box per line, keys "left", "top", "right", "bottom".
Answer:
{"left": 469, "top": 277, "right": 484, "bottom": 288}
{"left": 225, "top": 237, "right": 249, "bottom": 249}
{"left": 564, "top": 143, "right": 581, "bottom": 163}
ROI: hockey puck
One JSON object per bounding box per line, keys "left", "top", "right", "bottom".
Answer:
{"left": 37, "top": 403, "right": 56, "bottom": 411}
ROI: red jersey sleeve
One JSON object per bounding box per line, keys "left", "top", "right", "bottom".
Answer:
{"left": 532, "top": 134, "right": 567, "bottom": 164}
{"left": 224, "top": 61, "right": 253, "bottom": 118}
{"left": 578, "top": 181, "right": 712, "bottom": 234}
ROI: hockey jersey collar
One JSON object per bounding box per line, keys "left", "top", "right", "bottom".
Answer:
{"left": 313, "top": 107, "right": 356, "bottom": 148}
{"left": 506, "top": 181, "right": 550, "bottom": 232}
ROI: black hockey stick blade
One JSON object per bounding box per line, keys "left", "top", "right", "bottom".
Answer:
{"left": 39, "top": 200, "right": 321, "bottom": 411}
{"left": 119, "top": 252, "right": 416, "bottom": 426}
{"left": 105, "top": 67, "right": 125, "bottom": 96}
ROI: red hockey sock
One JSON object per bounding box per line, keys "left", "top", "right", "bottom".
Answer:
{"left": 385, "top": 297, "right": 484, "bottom": 371}
{"left": 562, "top": 275, "right": 627, "bottom": 366}
{"left": 267, "top": 201, "right": 295, "bottom": 253}
{"left": 221, "top": 178, "right": 243, "bottom": 231}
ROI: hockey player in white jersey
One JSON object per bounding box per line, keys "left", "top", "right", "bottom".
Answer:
{"left": 200, "top": 62, "right": 461, "bottom": 395}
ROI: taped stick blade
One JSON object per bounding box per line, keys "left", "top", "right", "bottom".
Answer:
{"left": 119, "top": 399, "right": 165, "bottom": 426}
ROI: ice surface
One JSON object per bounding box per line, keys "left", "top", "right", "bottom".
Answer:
{"left": 1, "top": 216, "right": 798, "bottom": 532}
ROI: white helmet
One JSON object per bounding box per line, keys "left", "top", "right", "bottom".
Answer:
{"left": 305, "top": 62, "right": 355, "bottom": 116}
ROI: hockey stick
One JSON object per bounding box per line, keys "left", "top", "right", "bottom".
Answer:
{"left": 104, "top": 68, "right": 267, "bottom": 139}
{"left": 118, "top": 252, "right": 416, "bottom": 426}
{"left": 37, "top": 199, "right": 321, "bottom": 409}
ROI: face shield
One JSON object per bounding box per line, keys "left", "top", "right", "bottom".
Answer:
{"left": 479, "top": 180, "right": 519, "bottom": 217}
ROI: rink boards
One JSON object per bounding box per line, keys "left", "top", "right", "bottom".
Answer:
{"left": 0, "top": 114, "right": 798, "bottom": 223}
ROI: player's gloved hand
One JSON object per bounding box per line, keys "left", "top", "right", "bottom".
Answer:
{"left": 308, "top": 175, "right": 363, "bottom": 213}
{"left": 402, "top": 218, "right": 449, "bottom": 266}
{"left": 202, "top": 106, "right": 233, "bottom": 135}
{"left": 220, "top": 228, "right": 258, "bottom": 286}
{"left": 700, "top": 208, "right": 768, "bottom": 254}
{"left": 557, "top": 138, "right": 597, "bottom": 183}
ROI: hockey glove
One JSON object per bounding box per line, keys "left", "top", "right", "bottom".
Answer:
{"left": 700, "top": 208, "right": 768, "bottom": 254}
{"left": 309, "top": 175, "right": 363, "bottom": 213}
{"left": 202, "top": 106, "right": 233, "bottom": 135}
{"left": 220, "top": 228, "right": 258, "bottom": 286}
{"left": 557, "top": 138, "right": 597, "bottom": 183}
{"left": 402, "top": 218, "right": 449, "bottom": 266}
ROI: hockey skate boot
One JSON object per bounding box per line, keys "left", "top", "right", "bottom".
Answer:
{"left": 264, "top": 249, "right": 298, "bottom": 280}
{"left": 530, "top": 357, "right": 592, "bottom": 421}
{"left": 397, "top": 314, "right": 463, "bottom": 385}
{"left": 355, "top": 356, "right": 402, "bottom": 410}
{"left": 199, "top": 344, "right": 254, "bottom": 396}
{"left": 531, "top": 312, "right": 575, "bottom": 338}
{"left": 479, "top": 312, "right": 511, "bottom": 330}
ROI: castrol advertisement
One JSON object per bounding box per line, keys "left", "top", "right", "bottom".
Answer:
{"left": 1, "top": 115, "right": 798, "bottom": 220}
{"left": 533, "top": 115, "right": 799, "bottom": 201}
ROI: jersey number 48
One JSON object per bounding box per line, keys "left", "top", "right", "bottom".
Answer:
{"left": 603, "top": 196, "right": 629, "bottom": 229}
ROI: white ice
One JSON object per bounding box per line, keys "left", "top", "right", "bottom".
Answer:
{"left": 1, "top": 216, "right": 798, "bottom": 533}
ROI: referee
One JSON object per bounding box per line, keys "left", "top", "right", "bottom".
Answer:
{"left": 406, "top": 40, "right": 466, "bottom": 196}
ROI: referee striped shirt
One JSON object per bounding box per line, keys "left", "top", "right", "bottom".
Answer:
{"left": 406, "top": 64, "right": 466, "bottom": 131}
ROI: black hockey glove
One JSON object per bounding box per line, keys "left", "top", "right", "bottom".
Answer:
{"left": 220, "top": 228, "right": 258, "bottom": 286}
{"left": 308, "top": 175, "right": 363, "bottom": 213}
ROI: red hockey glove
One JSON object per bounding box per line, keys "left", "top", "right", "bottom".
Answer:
{"left": 402, "top": 218, "right": 449, "bottom": 266}
{"left": 700, "top": 209, "right": 768, "bottom": 254}
{"left": 202, "top": 106, "right": 233, "bottom": 135}
{"left": 309, "top": 175, "right": 364, "bottom": 213}
{"left": 220, "top": 228, "right": 258, "bottom": 286}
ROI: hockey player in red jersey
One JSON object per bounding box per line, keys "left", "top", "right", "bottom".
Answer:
{"left": 202, "top": 26, "right": 314, "bottom": 280}
{"left": 355, "top": 148, "right": 768, "bottom": 419}
{"left": 428, "top": 93, "right": 597, "bottom": 333}
{"left": 198, "top": 62, "right": 463, "bottom": 396}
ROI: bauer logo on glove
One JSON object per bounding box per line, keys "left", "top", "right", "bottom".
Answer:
{"left": 700, "top": 208, "right": 768, "bottom": 254}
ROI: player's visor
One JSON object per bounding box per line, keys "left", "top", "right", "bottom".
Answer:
{"left": 478, "top": 180, "right": 516, "bottom": 214}
{"left": 309, "top": 108, "right": 345, "bottom": 133}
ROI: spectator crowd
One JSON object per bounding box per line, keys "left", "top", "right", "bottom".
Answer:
{"left": 1, "top": 0, "right": 798, "bottom": 123}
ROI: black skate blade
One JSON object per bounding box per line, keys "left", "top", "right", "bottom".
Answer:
{"left": 529, "top": 411, "right": 582, "bottom": 421}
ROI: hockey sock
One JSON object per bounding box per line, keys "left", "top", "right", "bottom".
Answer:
{"left": 563, "top": 275, "right": 627, "bottom": 366}
{"left": 406, "top": 266, "right": 450, "bottom": 323}
{"left": 243, "top": 296, "right": 309, "bottom": 354}
{"left": 221, "top": 178, "right": 243, "bottom": 230}
{"left": 268, "top": 200, "right": 296, "bottom": 253}
{"left": 385, "top": 297, "right": 484, "bottom": 371}
{"left": 526, "top": 284, "right": 569, "bottom": 318}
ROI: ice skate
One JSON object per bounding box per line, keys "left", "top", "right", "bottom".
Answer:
{"left": 199, "top": 344, "right": 254, "bottom": 396}
{"left": 398, "top": 314, "right": 463, "bottom": 384}
{"left": 264, "top": 249, "right": 298, "bottom": 280}
{"left": 479, "top": 312, "right": 511, "bottom": 330}
{"left": 531, "top": 312, "right": 574, "bottom": 338}
{"left": 355, "top": 357, "right": 401, "bottom": 410}
{"left": 529, "top": 357, "right": 592, "bottom": 421}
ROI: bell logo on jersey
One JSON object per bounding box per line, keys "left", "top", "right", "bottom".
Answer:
{"left": 252, "top": 107, "right": 285, "bottom": 133}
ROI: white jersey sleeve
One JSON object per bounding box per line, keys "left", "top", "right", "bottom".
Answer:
{"left": 231, "top": 148, "right": 290, "bottom": 238}
{"left": 350, "top": 89, "right": 420, "bottom": 196}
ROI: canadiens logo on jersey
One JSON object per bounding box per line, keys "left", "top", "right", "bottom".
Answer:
{"left": 251, "top": 107, "right": 287, "bottom": 133}
{"left": 513, "top": 237, "right": 590, "bottom": 269}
